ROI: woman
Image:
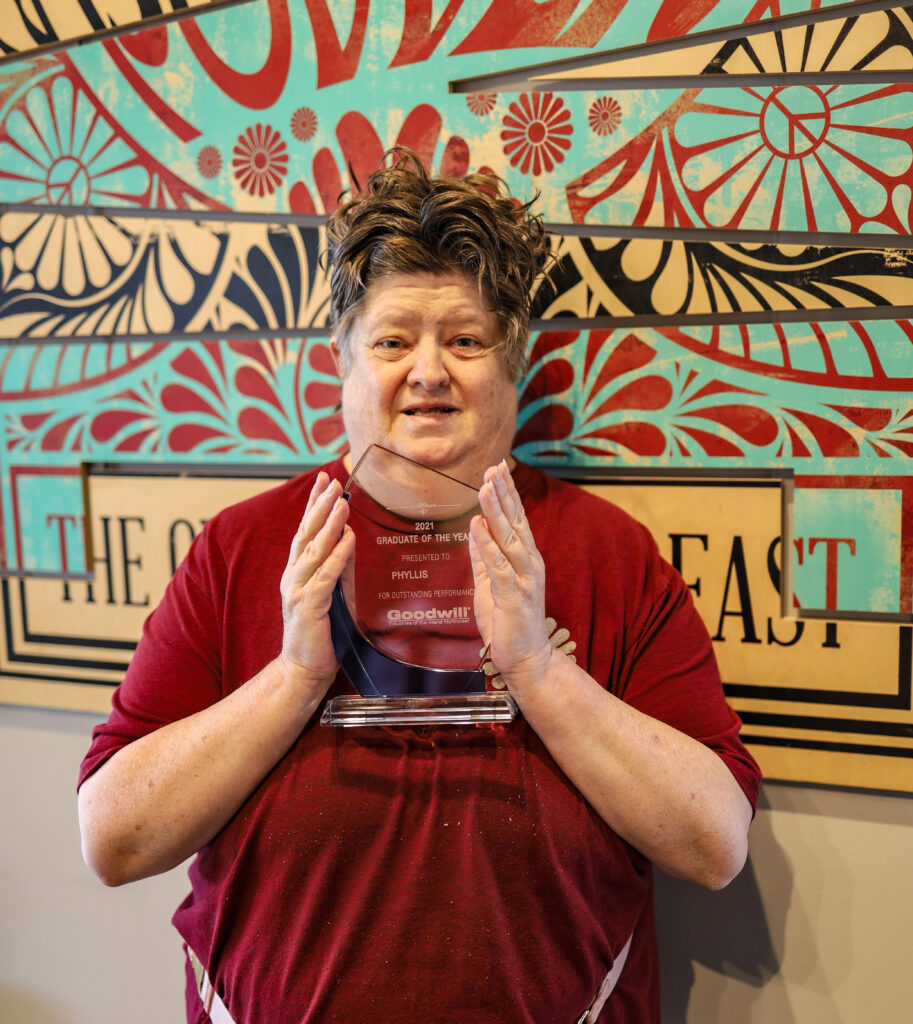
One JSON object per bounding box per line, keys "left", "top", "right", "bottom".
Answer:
{"left": 78, "top": 154, "right": 760, "bottom": 1023}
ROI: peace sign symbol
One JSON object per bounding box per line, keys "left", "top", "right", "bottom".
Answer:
{"left": 760, "top": 86, "right": 831, "bottom": 159}
{"left": 46, "top": 156, "right": 91, "bottom": 205}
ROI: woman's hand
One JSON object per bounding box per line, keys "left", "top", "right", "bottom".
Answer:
{"left": 469, "top": 461, "right": 554, "bottom": 693}
{"left": 468, "top": 465, "right": 752, "bottom": 891}
{"left": 279, "top": 472, "right": 355, "bottom": 688}
{"left": 79, "top": 473, "right": 356, "bottom": 886}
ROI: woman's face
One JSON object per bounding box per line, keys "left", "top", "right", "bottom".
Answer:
{"left": 331, "top": 272, "right": 518, "bottom": 485}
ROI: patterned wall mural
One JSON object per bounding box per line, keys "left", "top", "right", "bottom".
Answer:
{"left": 1, "top": 0, "right": 911, "bottom": 787}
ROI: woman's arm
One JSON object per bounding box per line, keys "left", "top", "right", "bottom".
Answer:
{"left": 78, "top": 472, "right": 354, "bottom": 886}
{"left": 469, "top": 461, "right": 753, "bottom": 890}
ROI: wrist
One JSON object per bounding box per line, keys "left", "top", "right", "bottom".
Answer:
{"left": 272, "top": 653, "right": 336, "bottom": 714}
{"left": 499, "top": 642, "right": 558, "bottom": 699}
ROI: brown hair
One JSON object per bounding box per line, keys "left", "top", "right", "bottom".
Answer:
{"left": 323, "top": 149, "right": 550, "bottom": 381}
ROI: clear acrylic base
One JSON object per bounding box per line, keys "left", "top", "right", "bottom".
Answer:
{"left": 320, "top": 692, "right": 517, "bottom": 727}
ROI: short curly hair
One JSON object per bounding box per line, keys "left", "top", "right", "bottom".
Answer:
{"left": 323, "top": 150, "right": 550, "bottom": 381}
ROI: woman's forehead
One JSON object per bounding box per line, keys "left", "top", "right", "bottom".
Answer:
{"left": 360, "top": 271, "right": 494, "bottom": 325}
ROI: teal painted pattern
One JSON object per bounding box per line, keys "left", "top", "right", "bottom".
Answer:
{"left": 1, "top": 1, "right": 909, "bottom": 230}
{"left": 3, "top": 319, "right": 910, "bottom": 617}
{"left": 0, "top": 0, "right": 910, "bottom": 619}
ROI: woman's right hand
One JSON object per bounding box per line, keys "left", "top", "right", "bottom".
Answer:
{"left": 78, "top": 472, "right": 356, "bottom": 886}
{"left": 279, "top": 472, "right": 355, "bottom": 689}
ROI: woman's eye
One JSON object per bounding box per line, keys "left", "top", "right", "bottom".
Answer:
{"left": 451, "top": 336, "right": 484, "bottom": 351}
{"left": 375, "top": 338, "right": 407, "bottom": 354}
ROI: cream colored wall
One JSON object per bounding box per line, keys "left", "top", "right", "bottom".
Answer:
{"left": 0, "top": 706, "right": 189, "bottom": 1023}
{"left": 657, "top": 784, "right": 913, "bottom": 1022}
{"left": 1, "top": 703, "right": 911, "bottom": 1023}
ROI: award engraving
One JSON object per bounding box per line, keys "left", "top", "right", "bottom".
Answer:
{"left": 321, "top": 445, "right": 517, "bottom": 726}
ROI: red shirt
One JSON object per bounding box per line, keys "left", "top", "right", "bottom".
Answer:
{"left": 79, "top": 460, "right": 760, "bottom": 1023}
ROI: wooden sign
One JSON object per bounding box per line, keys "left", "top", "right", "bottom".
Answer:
{"left": 2, "top": 464, "right": 909, "bottom": 792}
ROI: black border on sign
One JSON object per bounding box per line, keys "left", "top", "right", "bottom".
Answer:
{"left": 20, "top": 575, "right": 136, "bottom": 651}
{"left": 564, "top": 471, "right": 913, "bottom": 757}
{"left": 742, "top": 735, "right": 912, "bottom": 758}
{"left": 1, "top": 579, "right": 131, "bottom": 676}
{"left": 0, "top": 465, "right": 315, "bottom": 684}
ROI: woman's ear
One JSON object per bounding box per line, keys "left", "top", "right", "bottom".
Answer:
{"left": 329, "top": 336, "right": 345, "bottom": 378}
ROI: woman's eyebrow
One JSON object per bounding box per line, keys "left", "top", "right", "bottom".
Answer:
{"left": 368, "top": 308, "right": 490, "bottom": 329}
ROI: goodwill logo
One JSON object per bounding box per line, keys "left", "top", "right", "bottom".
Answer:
{"left": 386, "top": 605, "right": 472, "bottom": 626}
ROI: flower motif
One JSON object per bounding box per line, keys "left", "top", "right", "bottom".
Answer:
{"left": 0, "top": 71, "right": 151, "bottom": 296}
{"left": 572, "top": 331, "right": 672, "bottom": 458}
{"left": 588, "top": 96, "right": 622, "bottom": 136}
{"left": 197, "top": 146, "right": 222, "bottom": 178}
{"left": 309, "top": 107, "right": 472, "bottom": 215}
{"left": 232, "top": 124, "right": 288, "bottom": 197}
{"left": 0, "top": 70, "right": 150, "bottom": 209}
{"left": 674, "top": 82, "right": 913, "bottom": 232}
{"left": 291, "top": 106, "right": 318, "bottom": 142}
{"left": 481, "top": 617, "right": 576, "bottom": 689}
{"left": 0, "top": 211, "right": 135, "bottom": 298}
{"left": 0, "top": 212, "right": 224, "bottom": 334}
{"left": 295, "top": 341, "right": 344, "bottom": 449}
{"left": 466, "top": 92, "right": 497, "bottom": 116}
{"left": 501, "top": 92, "right": 573, "bottom": 175}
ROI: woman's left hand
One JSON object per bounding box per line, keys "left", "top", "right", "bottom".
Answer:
{"left": 469, "top": 461, "right": 554, "bottom": 693}
{"left": 469, "top": 465, "right": 753, "bottom": 891}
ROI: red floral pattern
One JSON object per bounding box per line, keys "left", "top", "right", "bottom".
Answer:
{"left": 197, "top": 145, "right": 222, "bottom": 178}
{"left": 501, "top": 92, "right": 573, "bottom": 175}
{"left": 296, "top": 341, "right": 344, "bottom": 449}
{"left": 588, "top": 96, "right": 622, "bottom": 136}
{"left": 291, "top": 104, "right": 472, "bottom": 215}
{"left": 290, "top": 106, "right": 318, "bottom": 142}
{"left": 466, "top": 92, "right": 497, "bottom": 116}
{"left": 232, "top": 124, "right": 288, "bottom": 197}
{"left": 509, "top": 325, "right": 913, "bottom": 470}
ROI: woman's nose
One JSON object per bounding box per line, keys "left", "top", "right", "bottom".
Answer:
{"left": 407, "top": 338, "right": 449, "bottom": 389}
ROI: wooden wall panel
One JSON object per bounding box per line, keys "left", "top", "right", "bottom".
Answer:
{"left": 0, "top": 0, "right": 910, "bottom": 786}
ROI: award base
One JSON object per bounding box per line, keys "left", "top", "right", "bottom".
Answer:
{"left": 321, "top": 692, "right": 517, "bottom": 727}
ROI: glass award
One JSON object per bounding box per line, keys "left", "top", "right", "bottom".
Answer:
{"left": 321, "top": 444, "right": 517, "bottom": 727}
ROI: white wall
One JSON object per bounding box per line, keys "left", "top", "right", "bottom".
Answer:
{"left": 656, "top": 783, "right": 913, "bottom": 1022}
{"left": 2, "top": 703, "right": 911, "bottom": 1023}
{"left": 0, "top": 705, "right": 189, "bottom": 1023}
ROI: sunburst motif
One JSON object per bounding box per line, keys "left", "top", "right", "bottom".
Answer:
{"left": 466, "top": 92, "right": 497, "bottom": 116}
{"left": 501, "top": 92, "right": 573, "bottom": 176}
{"left": 197, "top": 146, "right": 222, "bottom": 178}
{"left": 290, "top": 106, "right": 318, "bottom": 141}
{"left": 231, "top": 124, "right": 288, "bottom": 197}
{"left": 588, "top": 96, "right": 622, "bottom": 136}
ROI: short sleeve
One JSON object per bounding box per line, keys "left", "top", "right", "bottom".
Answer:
{"left": 619, "top": 546, "right": 761, "bottom": 811}
{"left": 77, "top": 524, "right": 227, "bottom": 789}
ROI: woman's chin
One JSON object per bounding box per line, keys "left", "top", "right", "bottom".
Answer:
{"left": 358, "top": 428, "right": 508, "bottom": 484}
{"left": 384, "top": 438, "right": 473, "bottom": 477}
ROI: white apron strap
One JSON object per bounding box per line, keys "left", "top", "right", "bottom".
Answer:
{"left": 188, "top": 932, "right": 633, "bottom": 1024}
{"left": 576, "top": 931, "right": 634, "bottom": 1023}
{"left": 188, "top": 947, "right": 238, "bottom": 1024}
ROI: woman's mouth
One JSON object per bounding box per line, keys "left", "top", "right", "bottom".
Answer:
{"left": 403, "top": 406, "right": 456, "bottom": 415}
